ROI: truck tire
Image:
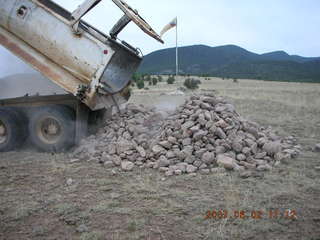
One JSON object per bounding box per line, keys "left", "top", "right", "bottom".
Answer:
{"left": 29, "top": 105, "right": 75, "bottom": 152}
{"left": 0, "top": 109, "right": 27, "bottom": 152}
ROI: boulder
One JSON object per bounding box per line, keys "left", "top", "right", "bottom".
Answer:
{"left": 182, "top": 138, "right": 192, "bottom": 146}
{"left": 236, "top": 154, "right": 246, "bottom": 161}
{"left": 136, "top": 146, "right": 146, "bottom": 158}
{"left": 152, "top": 145, "right": 165, "bottom": 154}
{"left": 121, "top": 161, "right": 134, "bottom": 171}
{"left": 263, "top": 141, "right": 282, "bottom": 155}
{"left": 158, "top": 156, "right": 170, "bottom": 167}
{"left": 112, "top": 156, "right": 121, "bottom": 166}
{"left": 193, "top": 130, "right": 207, "bottom": 141}
{"left": 181, "top": 121, "right": 195, "bottom": 130}
{"left": 215, "top": 128, "right": 227, "bottom": 139}
{"left": 217, "top": 154, "right": 237, "bottom": 170}
{"left": 201, "top": 152, "right": 216, "bottom": 164}
{"left": 257, "top": 164, "right": 272, "bottom": 171}
{"left": 186, "top": 165, "right": 197, "bottom": 173}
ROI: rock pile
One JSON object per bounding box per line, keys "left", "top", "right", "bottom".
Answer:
{"left": 72, "top": 94, "right": 301, "bottom": 177}
{"left": 73, "top": 103, "right": 164, "bottom": 169}
{"left": 149, "top": 95, "right": 301, "bottom": 176}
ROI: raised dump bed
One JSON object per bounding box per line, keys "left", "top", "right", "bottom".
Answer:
{"left": 0, "top": 0, "right": 163, "bottom": 151}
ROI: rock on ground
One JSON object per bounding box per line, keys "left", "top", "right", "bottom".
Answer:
{"left": 72, "top": 94, "right": 300, "bottom": 177}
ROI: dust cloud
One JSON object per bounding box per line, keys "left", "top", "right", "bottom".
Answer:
{"left": 0, "top": 47, "right": 36, "bottom": 78}
{"left": 0, "top": 47, "right": 66, "bottom": 99}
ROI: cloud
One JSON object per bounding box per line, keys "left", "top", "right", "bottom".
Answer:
{"left": 0, "top": 0, "right": 319, "bottom": 78}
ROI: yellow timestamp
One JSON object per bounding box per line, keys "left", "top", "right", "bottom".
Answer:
{"left": 204, "top": 209, "right": 297, "bottom": 220}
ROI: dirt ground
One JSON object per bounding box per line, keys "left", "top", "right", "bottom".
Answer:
{"left": 1, "top": 77, "right": 320, "bottom": 240}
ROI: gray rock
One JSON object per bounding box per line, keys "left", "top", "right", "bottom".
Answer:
{"left": 168, "top": 136, "right": 177, "bottom": 144}
{"left": 181, "top": 121, "right": 195, "bottom": 130}
{"left": 255, "top": 159, "right": 266, "bottom": 165}
{"left": 104, "top": 161, "right": 114, "bottom": 168}
{"left": 185, "top": 155, "right": 196, "bottom": 164}
{"left": 242, "top": 147, "right": 251, "bottom": 155}
{"left": 204, "top": 111, "right": 212, "bottom": 121}
{"left": 165, "top": 170, "right": 174, "bottom": 177}
{"left": 186, "top": 165, "right": 197, "bottom": 173}
{"left": 257, "top": 164, "right": 272, "bottom": 171}
{"left": 211, "top": 167, "right": 226, "bottom": 173}
{"left": 199, "top": 163, "right": 208, "bottom": 170}
{"left": 136, "top": 146, "right": 146, "bottom": 158}
{"left": 201, "top": 152, "right": 215, "bottom": 164}
{"left": 200, "top": 169, "right": 210, "bottom": 175}
{"left": 257, "top": 137, "right": 267, "bottom": 147}
{"left": 159, "top": 167, "right": 169, "bottom": 172}
{"left": 166, "top": 151, "right": 176, "bottom": 159}
{"left": 182, "top": 146, "right": 194, "bottom": 156}
{"left": 215, "top": 119, "right": 228, "bottom": 129}
{"left": 123, "top": 131, "right": 131, "bottom": 140}
{"left": 250, "top": 143, "right": 258, "bottom": 154}
{"left": 216, "top": 146, "right": 226, "bottom": 154}
{"left": 194, "top": 149, "right": 207, "bottom": 158}
{"left": 215, "top": 127, "right": 227, "bottom": 139}
{"left": 236, "top": 154, "right": 246, "bottom": 161}
{"left": 175, "top": 163, "right": 188, "bottom": 172}
{"left": 234, "top": 164, "right": 245, "bottom": 171}
{"left": 239, "top": 171, "right": 252, "bottom": 179}
{"left": 135, "top": 161, "right": 144, "bottom": 166}
{"left": 193, "top": 160, "right": 202, "bottom": 167}
{"left": 70, "top": 158, "right": 80, "bottom": 163}
{"left": 76, "top": 224, "right": 89, "bottom": 233}
{"left": 112, "top": 156, "right": 121, "bottom": 166}
{"left": 158, "top": 141, "right": 172, "bottom": 149}
{"left": 255, "top": 152, "right": 267, "bottom": 159}
{"left": 244, "top": 138, "right": 255, "bottom": 147}
{"left": 175, "top": 150, "right": 186, "bottom": 161}
{"left": 225, "top": 151, "right": 236, "bottom": 159}
{"left": 263, "top": 141, "right": 282, "bottom": 155}
{"left": 193, "top": 130, "right": 208, "bottom": 141}
{"left": 188, "top": 173, "right": 197, "bottom": 177}
{"left": 274, "top": 152, "right": 286, "bottom": 162}
{"left": 217, "top": 154, "right": 237, "bottom": 170}
{"left": 242, "top": 162, "right": 256, "bottom": 169}
{"left": 190, "top": 125, "right": 200, "bottom": 133}
{"left": 66, "top": 178, "right": 73, "bottom": 186}
{"left": 116, "top": 140, "right": 134, "bottom": 154}
{"left": 200, "top": 102, "right": 211, "bottom": 110}
{"left": 182, "top": 138, "right": 192, "bottom": 146}
{"left": 202, "top": 96, "right": 217, "bottom": 105}
{"left": 158, "top": 156, "right": 170, "bottom": 167}
{"left": 314, "top": 144, "right": 320, "bottom": 152}
{"left": 152, "top": 145, "right": 165, "bottom": 154}
{"left": 146, "top": 162, "right": 155, "bottom": 168}
{"left": 232, "top": 140, "right": 243, "bottom": 153}
{"left": 121, "top": 161, "right": 135, "bottom": 171}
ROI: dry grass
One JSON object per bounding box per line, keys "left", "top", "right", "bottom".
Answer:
{"left": 0, "top": 77, "right": 320, "bottom": 239}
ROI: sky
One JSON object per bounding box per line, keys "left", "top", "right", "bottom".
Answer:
{"left": 0, "top": 0, "right": 319, "bottom": 77}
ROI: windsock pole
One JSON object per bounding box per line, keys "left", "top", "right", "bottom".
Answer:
{"left": 176, "top": 17, "right": 178, "bottom": 77}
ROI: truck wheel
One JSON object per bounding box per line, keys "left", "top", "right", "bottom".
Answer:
{"left": 0, "top": 109, "right": 26, "bottom": 152}
{"left": 29, "top": 106, "right": 75, "bottom": 152}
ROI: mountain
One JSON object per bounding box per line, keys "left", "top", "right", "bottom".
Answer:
{"left": 138, "top": 45, "right": 320, "bottom": 82}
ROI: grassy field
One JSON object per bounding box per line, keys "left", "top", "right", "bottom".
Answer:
{"left": 0, "top": 77, "right": 320, "bottom": 240}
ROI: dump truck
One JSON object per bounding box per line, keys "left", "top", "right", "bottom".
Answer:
{"left": 0, "top": 0, "right": 163, "bottom": 152}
